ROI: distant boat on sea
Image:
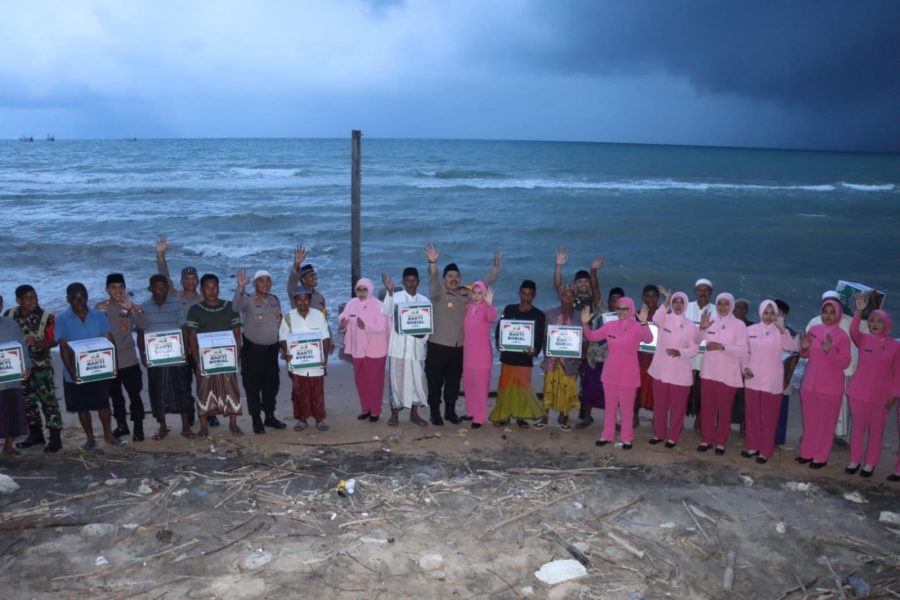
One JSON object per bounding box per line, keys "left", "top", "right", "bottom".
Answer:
{"left": 18, "top": 135, "right": 33, "bottom": 142}
{"left": 46, "top": 134, "right": 55, "bottom": 141}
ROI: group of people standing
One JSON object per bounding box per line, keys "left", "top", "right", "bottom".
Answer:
{"left": 0, "top": 241, "right": 897, "bottom": 482}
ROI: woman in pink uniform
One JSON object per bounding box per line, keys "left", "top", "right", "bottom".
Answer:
{"left": 797, "top": 299, "right": 851, "bottom": 468}
{"left": 463, "top": 281, "right": 497, "bottom": 429}
{"left": 340, "top": 278, "right": 389, "bottom": 422}
{"left": 647, "top": 289, "right": 699, "bottom": 448}
{"left": 741, "top": 300, "right": 797, "bottom": 464}
{"left": 694, "top": 293, "right": 749, "bottom": 455}
{"left": 582, "top": 296, "right": 652, "bottom": 449}
{"left": 845, "top": 293, "right": 899, "bottom": 477}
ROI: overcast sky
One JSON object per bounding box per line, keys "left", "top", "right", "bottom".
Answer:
{"left": 2, "top": 0, "right": 898, "bottom": 151}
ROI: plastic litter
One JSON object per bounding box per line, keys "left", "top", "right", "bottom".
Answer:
{"left": 533, "top": 559, "right": 587, "bottom": 585}
{"left": 739, "top": 475, "right": 754, "bottom": 487}
{"left": 848, "top": 574, "right": 871, "bottom": 597}
{"left": 239, "top": 550, "right": 272, "bottom": 571}
{"left": 94, "top": 556, "right": 109, "bottom": 567}
{"left": 843, "top": 491, "right": 867, "bottom": 504}
{"left": 879, "top": 511, "right": 900, "bottom": 525}
{"left": 337, "top": 479, "right": 356, "bottom": 496}
{"left": 418, "top": 553, "right": 443, "bottom": 571}
{"left": 0, "top": 474, "right": 19, "bottom": 494}
{"left": 775, "top": 521, "right": 787, "bottom": 534}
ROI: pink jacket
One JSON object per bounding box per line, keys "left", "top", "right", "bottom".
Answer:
{"left": 848, "top": 309, "right": 899, "bottom": 401}
{"left": 800, "top": 300, "right": 852, "bottom": 395}
{"left": 339, "top": 278, "right": 389, "bottom": 359}
{"left": 648, "top": 292, "right": 699, "bottom": 386}
{"left": 584, "top": 297, "right": 653, "bottom": 388}
{"left": 694, "top": 293, "right": 749, "bottom": 388}
{"left": 743, "top": 300, "right": 798, "bottom": 394}
{"left": 463, "top": 281, "right": 498, "bottom": 369}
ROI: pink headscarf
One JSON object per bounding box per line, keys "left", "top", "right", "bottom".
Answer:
{"left": 671, "top": 292, "right": 690, "bottom": 315}
{"left": 869, "top": 309, "right": 893, "bottom": 337}
{"left": 758, "top": 299, "right": 778, "bottom": 324}
{"left": 820, "top": 299, "right": 844, "bottom": 334}
{"left": 714, "top": 292, "right": 735, "bottom": 319}
{"left": 613, "top": 296, "right": 640, "bottom": 334}
{"left": 466, "top": 281, "right": 488, "bottom": 315}
{"left": 340, "top": 278, "right": 380, "bottom": 320}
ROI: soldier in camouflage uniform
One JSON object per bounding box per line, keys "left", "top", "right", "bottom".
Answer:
{"left": 4, "top": 285, "right": 63, "bottom": 452}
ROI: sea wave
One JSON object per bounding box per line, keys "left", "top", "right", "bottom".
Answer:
{"left": 839, "top": 182, "right": 895, "bottom": 191}
{"left": 409, "top": 177, "right": 851, "bottom": 192}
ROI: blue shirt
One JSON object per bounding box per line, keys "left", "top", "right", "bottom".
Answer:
{"left": 140, "top": 297, "right": 186, "bottom": 332}
{"left": 55, "top": 308, "right": 112, "bottom": 383}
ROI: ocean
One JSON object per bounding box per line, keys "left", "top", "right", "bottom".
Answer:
{"left": 1, "top": 138, "right": 898, "bottom": 331}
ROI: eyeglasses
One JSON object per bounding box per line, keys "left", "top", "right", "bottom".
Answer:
{"left": 355, "top": 287, "right": 367, "bottom": 292}
{"left": 615, "top": 306, "right": 629, "bottom": 312}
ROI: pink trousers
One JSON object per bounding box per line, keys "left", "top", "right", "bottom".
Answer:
{"left": 352, "top": 357, "right": 386, "bottom": 416}
{"left": 799, "top": 389, "right": 842, "bottom": 463}
{"left": 744, "top": 389, "right": 781, "bottom": 460}
{"left": 700, "top": 378, "right": 737, "bottom": 448}
{"left": 849, "top": 394, "right": 891, "bottom": 467}
{"left": 463, "top": 367, "right": 491, "bottom": 425}
{"left": 895, "top": 407, "right": 900, "bottom": 475}
{"left": 651, "top": 378, "right": 690, "bottom": 443}
{"left": 601, "top": 383, "right": 637, "bottom": 443}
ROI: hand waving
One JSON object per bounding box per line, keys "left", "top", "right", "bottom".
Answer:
{"left": 424, "top": 243, "right": 440, "bottom": 263}
{"left": 591, "top": 256, "right": 605, "bottom": 270}
{"left": 236, "top": 268, "right": 249, "bottom": 290}
{"left": 854, "top": 292, "right": 868, "bottom": 313}
{"left": 555, "top": 247, "right": 568, "bottom": 266}
{"left": 637, "top": 304, "right": 650, "bottom": 324}
{"left": 381, "top": 272, "right": 394, "bottom": 295}
{"left": 293, "top": 245, "right": 308, "bottom": 268}
{"left": 485, "top": 285, "right": 495, "bottom": 305}
{"left": 156, "top": 235, "right": 169, "bottom": 255}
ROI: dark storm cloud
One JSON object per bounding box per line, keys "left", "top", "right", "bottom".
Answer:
{"left": 516, "top": 0, "right": 900, "bottom": 111}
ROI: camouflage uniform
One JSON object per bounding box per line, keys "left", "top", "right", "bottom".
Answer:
{"left": 5, "top": 307, "right": 63, "bottom": 430}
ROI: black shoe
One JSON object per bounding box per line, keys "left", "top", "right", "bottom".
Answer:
{"left": 471, "top": 422, "right": 482, "bottom": 429}
{"left": 132, "top": 423, "right": 144, "bottom": 442}
{"left": 369, "top": 415, "right": 380, "bottom": 423}
{"left": 208, "top": 415, "right": 221, "bottom": 428}
{"left": 264, "top": 415, "right": 287, "bottom": 429}
{"left": 445, "top": 413, "right": 461, "bottom": 425}
{"left": 740, "top": 450, "right": 758, "bottom": 458}
{"left": 809, "top": 461, "right": 826, "bottom": 469}
{"left": 756, "top": 456, "right": 768, "bottom": 465}
{"left": 252, "top": 416, "right": 266, "bottom": 434}
{"left": 15, "top": 426, "right": 45, "bottom": 449}
{"left": 112, "top": 424, "right": 130, "bottom": 438}
{"left": 860, "top": 468, "right": 874, "bottom": 478}
{"left": 697, "top": 444, "right": 710, "bottom": 453}
{"left": 431, "top": 415, "right": 444, "bottom": 426}
{"left": 664, "top": 440, "right": 677, "bottom": 449}
{"left": 595, "top": 440, "right": 609, "bottom": 447}
{"left": 887, "top": 473, "right": 900, "bottom": 482}
{"left": 714, "top": 447, "right": 725, "bottom": 456}
{"left": 649, "top": 437, "right": 663, "bottom": 445}
{"left": 845, "top": 464, "right": 860, "bottom": 475}
{"left": 357, "top": 412, "right": 371, "bottom": 421}
{"left": 44, "top": 429, "right": 62, "bottom": 453}
{"left": 622, "top": 443, "right": 632, "bottom": 450}
{"left": 460, "top": 415, "right": 473, "bottom": 421}
{"left": 795, "top": 456, "right": 812, "bottom": 464}
{"left": 516, "top": 419, "right": 529, "bottom": 429}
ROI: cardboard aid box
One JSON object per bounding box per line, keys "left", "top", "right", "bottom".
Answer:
{"left": 545, "top": 325, "right": 583, "bottom": 358}
{"left": 144, "top": 329, "right": 186, "bottom": 367}
{"left": 394, "top": 302, "right": 434, "bottom": 335}
{"left": 285, "top": 331, "right": 324, "bottom": 371}
{"left": 197, "top": 331, "right": 238, "bottom": 376}
{"left": 68, "top": 337, "right": 117, "bottom": 383}
{"left": 0, "top": 341, "right": 26, "bottom": 383}
{"left": 498, "top": 319, "right": 535, "bottom": 352}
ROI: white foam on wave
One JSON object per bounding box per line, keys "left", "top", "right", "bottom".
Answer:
{"left": 797, "top": 213, "right": 827, "bottom": 218}
{"left": 409, "top": 177, "right": 844, "bottom": 193}
{"left": 839, "top": 182, "right": 895, "bottom": 191}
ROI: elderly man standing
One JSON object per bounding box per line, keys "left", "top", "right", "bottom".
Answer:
{"left": 286, "top": 245, "right": 328, "bottom": 316}
{"left": 423, "top": 243, "right": 501, "bottom": 425}
{"left": 234, "top": 268, "right": 286, "bottom": 434}
{"left": 686, "top": 278, "right": 714, "bottom": 426}
{"left": 97, "top": 273, "right": 148, "bottom": 442}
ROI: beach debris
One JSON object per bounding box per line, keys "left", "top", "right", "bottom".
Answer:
{"left": 783, "top": 481, "right": 815, "bottom": 494}
{"left": 534, "top": 559, "right": 587, "bottom": 585}
{"left": 520, "top": 586, "right": 535, "bottom": 596}
{"left": 137, "top": 479, "right": 153, "bottom": 495}
{"left": 739, "top": 475, "right": 754, "bottom": 487}
{"left": 775, "top": 521, "right": 787, "bottom": 535}
{"left": 196, "top": 490, "right": 207, "bottom": 497}
{"left": 879, "top": 511, "right": 900, "bottom": 526}
{"left": 239, "top": 550, "right": 272, "bottom": 571}
{"left": 0, "top": 474, "right": 19, "bottom": 494}
{"left": 842, "top": 491, "right": 867, "bottom": 504}
{"left": 542, "top": 525, "right": 591, "bottom": 567}
{"left": 608, "top": 532, "right": 646, "bottom": 559}
{"left": 723, "top": 550, "right": 736, "bottom": 592}
{"left": 122, "top": 522, "right": 139, "bottom": 530}
{"left": 659, "top": 521, "right": 677, "bottom": 529}
{"left": 418, "top": 553, "right": 443, "bottom": 571}
{"left": 572, "top": 501, "right": 583, "bottom": 509}
{"left": 104, "top": 477, "right": 128, "bottom": 486}
{"left": 94, "top": 556, "right": 109, "bottom": 567}
{"left": 172, "top": 488, "right": 188, "bottom": 498}
{"left": 847, "top": 574, "right": 871, "bottom": 597}
{"left": 359, "top": 536, "right": 391, "bottom": 545}
{"left": 337, "top": 479, "right": 356, "bottom": 496}
{"left": 81, "top": 523, "right": 116, "bottom": 538}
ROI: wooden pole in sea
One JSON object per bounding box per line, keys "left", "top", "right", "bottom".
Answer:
{"left": 351, "top": 130, "right": 362, "bottom": 294}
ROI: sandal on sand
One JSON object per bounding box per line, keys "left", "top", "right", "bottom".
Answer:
{"left": 180, "top": 431, "right": 198, "bottom": 439}
{"left": 316, "top": 421, "right": 330, "bottom": 431}
{"left": 106, "top": 437, "right": 125, "bottom": 447}
{"left": 151, "top": 430, "right": 169, "bottom": 441}
{"left": 230, "top": 425, "right": 244, "bottom": 436}
{"left": 81, "top": 440, "right": 98, "bottom": 450}
{"left": 559, "top": 423, "right": 572, "bottom": 432}
{"left": 533, "top": 418, "right": 548, "bottom": 430}
{"left": 293, "top": 420, "right": 308, "bottom": 432}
